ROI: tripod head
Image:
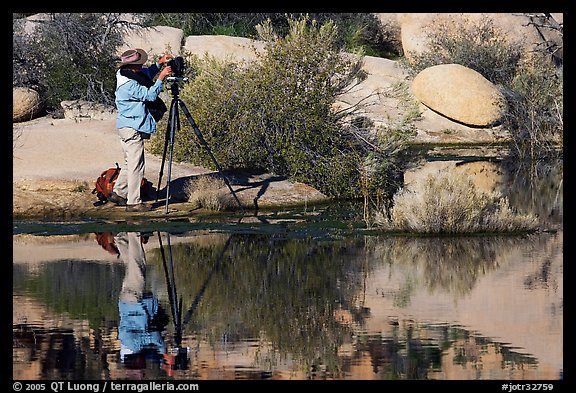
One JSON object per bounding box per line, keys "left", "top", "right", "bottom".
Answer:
{"left": 168, "top": 80, "right": 181, "bottom": 97}
{"left": 166, "top": 76, "right": 189, "bottom": 83}
{"left": 167, "top": 76, "right": 189, "bottom": 98}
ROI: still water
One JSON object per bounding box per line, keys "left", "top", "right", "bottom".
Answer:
{"left": 13, "top": 159, "right": 563, "bottom": 381}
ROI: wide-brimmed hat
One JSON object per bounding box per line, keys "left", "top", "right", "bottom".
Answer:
{"left": 118, "top": 48, "right": 148, "bottom": 67}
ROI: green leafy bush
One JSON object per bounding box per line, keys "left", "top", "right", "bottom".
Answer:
{"left": 151, "top": 16, "right": 377, "bottom": 199}
{"left": 141, "top": 13, "right": 402, "bottom": 58}
{"left": 141, "top": 13, "right": 278, "bottom": 38}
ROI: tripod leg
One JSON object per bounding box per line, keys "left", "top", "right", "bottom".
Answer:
{"left": 164, "top": 103, "right": 179, "bottom": 214}
{"left": 177, "top": 99, "right": 244, "bottom": 212}
{"left": 156, "top": 98, "right": 178, "bottom": 202}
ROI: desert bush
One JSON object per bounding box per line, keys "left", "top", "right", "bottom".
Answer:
{"left": 140, "top": 13, "right": 280, "bottom": 38}
{"left": 408, "top": 15, "right": 522, "bottom": 85}
{"left": 501, "top": 54, "right": 563, "bottom": 159}
{"left": 141, "top": 13, "right": 402, "bottom": 59}
{"left": 13, "top": 13, "right": 139, "bottom": 113}
{"left": 291, "top": 13, "right": 402, "bottom": 58}
{"left": 356, "top": 81, "right": 420, "bottom": 221}
{"left": 373, "top": 165, "right": 539, "bottom": 234}
{"left": 184, "top": 175, "right": 236, "bottom": 211}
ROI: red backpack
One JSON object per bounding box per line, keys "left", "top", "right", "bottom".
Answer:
{"left": 92, "top": 163, "right": 152, "bottom": 206}
{"left": 94, "top": 232, "right": 120, "bottom": 256}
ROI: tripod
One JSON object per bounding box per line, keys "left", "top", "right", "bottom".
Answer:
{"left": 156, "top": 79, "right": 244, "bottom": 214}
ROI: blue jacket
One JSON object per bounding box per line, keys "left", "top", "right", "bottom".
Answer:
{"left": 118, "top": 296, "right": 166, "bottom": 357}
{"left": 115, "top": 63, "right": 164, "bottom": 134}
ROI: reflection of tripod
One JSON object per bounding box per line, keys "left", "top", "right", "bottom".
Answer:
{"left": 156, "top": 80, "right": 243, "bottom": 214}
{"left": 157, "top": 231, "right": 233, "bottom": 373}
{"left": 157, "top": 231, "right": 188, "bottom": 372}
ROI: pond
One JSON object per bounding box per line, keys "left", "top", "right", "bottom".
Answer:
{"left": 13, "top": 159, "right": 563, "bottom": 382}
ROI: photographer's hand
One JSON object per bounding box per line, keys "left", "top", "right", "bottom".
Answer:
{"left": 158, "top": 54, "right": 174, "bottom": 64}
{"left": 158, "top": 66, "right": 172, "bottom": 81}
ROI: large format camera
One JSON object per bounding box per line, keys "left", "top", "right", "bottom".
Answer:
{"left": 167, "top": 56, "right": 188, "bottom": 82}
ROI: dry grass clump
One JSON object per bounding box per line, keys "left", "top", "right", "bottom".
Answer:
{"left": 374, "top": 166, "right": 539, "bottom": 234}
{"left": 184, "top": 175, "right": 236, "bottom": 211}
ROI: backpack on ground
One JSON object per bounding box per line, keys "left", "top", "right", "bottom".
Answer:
{"left": 92, "top": 163, "right": 153, "bottom": 206}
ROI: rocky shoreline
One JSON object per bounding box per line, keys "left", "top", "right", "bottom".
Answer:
{"left": 12, "top": 116, "right": 328, "bottom": 221}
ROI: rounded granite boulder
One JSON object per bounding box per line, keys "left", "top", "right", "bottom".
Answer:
{"left": 411, "top": 63, "right": 507, "bottom": 127}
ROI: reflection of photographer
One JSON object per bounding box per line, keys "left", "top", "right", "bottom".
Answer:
{"left": 115, "top": 232, "right": 168, "bottom": 369}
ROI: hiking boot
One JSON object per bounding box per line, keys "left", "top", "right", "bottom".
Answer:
{"left": 126, "top": 203, "right": 153, "bottom": 213}
{"left": 108, "top": 192, "right": 127, "bottom": 206}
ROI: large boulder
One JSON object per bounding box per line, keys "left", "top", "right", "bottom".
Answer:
{"left": 183, "top": 35, "right": 266, "bottom": 62}
{"left": 13, "top": 87, "right": 44, "bottom": 123}
{"left": 399, "top": 13, "right": 563, "bottom": 64}
{"left": 119, "top": 25, "right": 185, "bottom": 58}
{"left": 411, "top": 64, "right": 507, "bottom": 127}
{"left": 335, "top": 55, "right": 410, "bottom": 129}
{"left": 398, "top": 13, "right": 436, "bottom": 63}
{"left": 18, "top": 13, "right": 51, "bottom": 35}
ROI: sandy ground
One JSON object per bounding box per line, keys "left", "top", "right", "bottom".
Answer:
{"left": 13, "top": 116, "right": 327, "bottom": 219}
{"left": 13, "top": 116, "right": 210, "bottom": 184}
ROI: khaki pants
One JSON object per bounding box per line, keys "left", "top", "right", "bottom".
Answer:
{"left": 115, "top": 232, "right": 146, "bottom": 304}
{"left": 113, "top": 127, "right": 145, "bottom": 205}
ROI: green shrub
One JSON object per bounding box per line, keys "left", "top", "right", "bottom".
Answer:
{"left": 293, "top": 13, "right": 402, "bottom": 58}
{"left": 141, "top": 13, "right": 271, "bottom": 37}
{"left": 141, "top": 13, "right": 402, "bottom": 59}
{"left": 151, "top": 16, "right": 375, "bottom": 199}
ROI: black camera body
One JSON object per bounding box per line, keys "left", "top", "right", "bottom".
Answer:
{"left": 167, "top": 56, "right": 186, "bottom": 81}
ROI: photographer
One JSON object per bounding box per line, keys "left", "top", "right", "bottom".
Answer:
{"left": 109, "top": 48, "right": 172, "bottom": 212}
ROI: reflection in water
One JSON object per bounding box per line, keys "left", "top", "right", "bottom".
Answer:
{"left": 368, "top": 235, "right": 529, "bottom": 299}
{"left": 13, "top": 227, "right": 562, "bottom": 380}
{"left": 115, "top": 232, "right": 167, "bottom": 374}
{"left": 501, "top": 158, "right": 563, "bottom": 227}
{"left": 346, "top": 324, "right": 540, "bottom": 380}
